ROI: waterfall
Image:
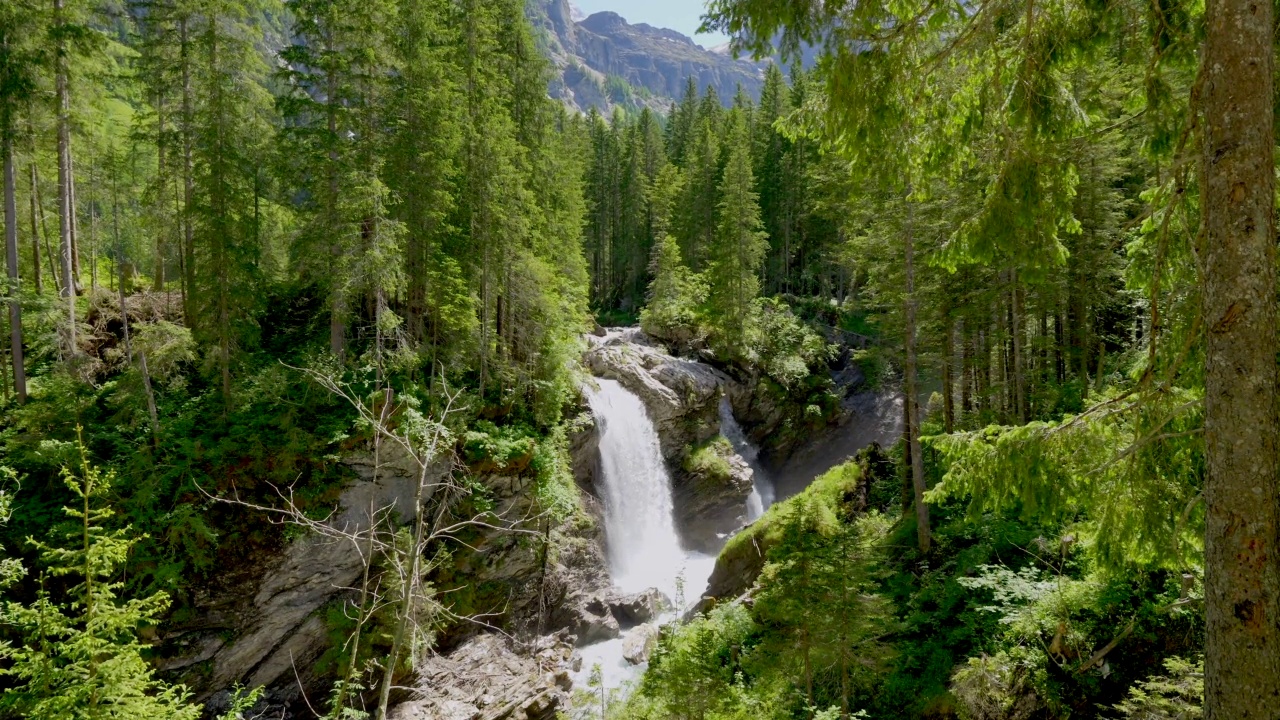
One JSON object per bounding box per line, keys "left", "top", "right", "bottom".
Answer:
{"left": 579, "top": 378, "right": 717, "bottom": 690}
{"left": 719, "top": 397, "right": 775, "bottom": 519}
{"left": 585, "top": 378, "right": 690, "bottom": 596}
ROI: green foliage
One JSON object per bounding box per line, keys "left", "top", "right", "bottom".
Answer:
{"left": 530, "top": 420, "right": 581, "bottom": 522}
{"left": 635, "top": 602, "right": 760, "bottom": 720}
{"left": 1112, "top": 656, "right": 1202, "bottom": 720}
{"left": 640, "top": 231, "right": 706, "bottom": 343}
{"left": 705, "top": 109, "right": 768, "bottom": 360}
{"left": 0, "top": 440, "right": 199, "bottom": 719}
{"left": 628, "top": 461, "right": 894, "bottom": 717}
{"left": 683, "top": 437, "right": 735, "bottom": 485}
{"left": 927, "top": 388, "right": 1204, "bottom": 568}
{"left": 752, "top": 298, "right": 832, "bottom": 390}
{"left": 462, "top": 421, "right": 537, "bottom": 474}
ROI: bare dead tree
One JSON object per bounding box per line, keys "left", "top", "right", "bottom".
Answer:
{"left": 203, "top": 366, "right": 545, "bottom": 719}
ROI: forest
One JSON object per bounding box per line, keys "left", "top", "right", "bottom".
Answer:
{"left": 0, "top": 0, "right": 1270, "bottom": 717}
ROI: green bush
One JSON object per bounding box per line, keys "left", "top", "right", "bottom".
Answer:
{"left": 683, "top": 437, "right": 734, "bottom": 484}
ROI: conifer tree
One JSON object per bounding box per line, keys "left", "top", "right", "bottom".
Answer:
{"left": 677, "top": 109, "right": 720, "bottom": 271}
{"left": 186, "top": 0, "right": 279, "bottom": 406}
{"left": 641, "top": 163, "right": 705, "bottom": 342}
{"left": 385, "top": 0, "right": 468, "bottom": 367}
{"left": 665, "top": 76, "right": 699, "bottom": 166}
{"left": 0, "top": 440, "right": 199, "bottom": 719}
{"left": 0, "top": 1, "right": 38, "bottom": 401}
{"left": 705, "top": 109, "right": 766, "bottom": 358}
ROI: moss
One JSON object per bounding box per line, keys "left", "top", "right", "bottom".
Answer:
{"left": 683, "top": 437, "right": 735, "bottom": 485}
{"left": 720, "top": 459, "right": 864, "bottom": 565}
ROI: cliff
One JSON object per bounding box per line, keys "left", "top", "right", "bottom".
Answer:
{"left": 527, "top": 0, "right": 767, "bottom": 113}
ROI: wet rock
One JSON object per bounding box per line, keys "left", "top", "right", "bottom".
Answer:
{"left": 389, "top": 634, "right": 572, "bottom": 720}
{"left": 608, "top": 588, "right": 669, "bottom": 628}
{"left": 622, "top": 624, "right": 660, "bottom": 665}
{"left": 572, "top": 596, "right": 622, "bottom": 645}
{"left": 675, "top": 442, "right": 756, "bottom": 552}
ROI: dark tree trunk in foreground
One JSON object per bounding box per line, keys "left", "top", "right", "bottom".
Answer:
{"left": 3, "top": 116, "right": 26, "bottom": 402}
{"left": 1200, "top": 0, "right": 1280, "bottom": 714}
{"left": 903, "top": 190, "right": 929, "bottom": 553}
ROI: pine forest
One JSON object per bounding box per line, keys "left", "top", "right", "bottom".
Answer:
{"left": 0, "top": 0, "right": 1271, "bottom": 717}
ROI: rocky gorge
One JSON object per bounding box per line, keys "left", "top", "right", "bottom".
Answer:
{"left": 171, "top": 328, "right": 894, "bottom": 719}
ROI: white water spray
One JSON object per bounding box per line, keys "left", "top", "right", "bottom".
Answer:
{"left": 719, "top": 396, "right": 775, "bottom": 519}
{"left": 578, "top": 379, "right": 717, "bottom": 691}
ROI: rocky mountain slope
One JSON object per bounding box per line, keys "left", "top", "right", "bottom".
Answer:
{"left": 527, "top": 0, "right": 767, "bottom": 112}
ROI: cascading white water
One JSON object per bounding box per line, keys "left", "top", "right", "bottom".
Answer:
{"left": 585, "top": 378, "right": 694, "bottom": 597}
{"left": 719, "top": 397, "right": 775, "bottom": 519}
{"left": 578, "top": 379, "right": 717, "bottom": 691}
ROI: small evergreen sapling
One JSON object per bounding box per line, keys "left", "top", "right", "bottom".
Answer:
{"left": 0, "top": 433, "right": 199, "bottom": 719}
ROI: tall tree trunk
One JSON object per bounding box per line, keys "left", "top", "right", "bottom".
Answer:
{"left": 1054, "top": 300, "right": 1065, "bottom": 384}
{"left": 68, "top": 142, "right": 80, "bottom": 290}
{"left": 1011, "top": 271, "right": 1026, "bottom": 423}
{"left": 942, "top": 310, "right": 955, "bottom": 433}
{"left": 961, "top": 318, "right": 972, "bottom": 415}
{"left": 55, "top": 0, "right": 76, "bottom": 353}
{"left": 3, "top": 115, "right": 27, "bottom": 403}
{"left": 153, "top": 94, "right": 167, "bottom": 291}
{"left": 180, "top": 17, "right": 195, "bottom": 326}
{"left": 326, "top": 63, "right": 345, "bottom": 359}
{"left": 1200, "top": 0, "right": 1280, "bottom": 715}
{"left": 26, "top": 156, "right": 40, "bottom": 295}
{"left": 903, "top": 191, "right": 930, "bottom": 553}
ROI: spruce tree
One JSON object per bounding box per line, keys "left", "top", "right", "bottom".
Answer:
{"left": 0, "top": 441, "right": 199, "bottom": 719}
{"left": 705, "top": 109, "right": 766, "bottom": 359}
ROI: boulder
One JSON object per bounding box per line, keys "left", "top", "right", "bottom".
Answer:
{"left": 622, "top": 624, "right": 660, "bottom": 665}
{"left": 572, "top": 596, "right": 622, "bottom": 645}
{"left": 608, "top": 588, "right": 669, "bottom": 628}
{"left": 388, "top": 634, "right": 572, "bottom": 720}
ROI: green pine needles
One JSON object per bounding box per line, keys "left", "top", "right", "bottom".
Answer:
{"left": 0, "top": 433, "right": 198, "bottom": 719}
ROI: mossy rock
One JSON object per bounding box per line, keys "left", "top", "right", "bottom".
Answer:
{"left": 704, "top": 459, "right": 866, "bottom": 605}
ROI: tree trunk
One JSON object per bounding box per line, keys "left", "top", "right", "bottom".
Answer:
{"left": 180, "top": 17, "right": 195, "bottom": 326}
{"left": 903, "top": 191, "right": 930, "bottom": 553}
{"left": 3, "top": 116, "right": 27, "bottom": 403}
{"left": 55, "top": 0, "right": 76, "bottom": 353}
{"left": 961, "top": 318, "right": 972, "bottom": 416}
{"left": 68, "top": 144, "right": 81, "bottom": 291}
{"left": 1200, "top": 0, "right": 1280, "bottom": 714}
{"left": 1011, "top": 272, "right": 1026, "bottom": 423}
{"left": 153, "top": 94, "right": 167, "bottom": 291}
{"left": 1054, "top": 301, "right": 1065, "bottom": 384}
{"left": 26, "top": 157, "right": 40, "bottom": 296}
{"left": 942, "top": 311, "right": 955, "bottom": 433}
{"left": 326, "top": 62, "right": 345, "bottom": 359}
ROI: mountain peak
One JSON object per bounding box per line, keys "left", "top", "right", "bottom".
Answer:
{"left": 531, "top": 0, "right": 766, "bottom": 113}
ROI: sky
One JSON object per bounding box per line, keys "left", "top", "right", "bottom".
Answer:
{"left": 569, "top": 0, "right": 730, "bottom": 48}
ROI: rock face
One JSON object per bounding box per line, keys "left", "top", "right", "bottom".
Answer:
{"left": 161, "top": 450, "right": 434, "bottom": 708}
{"left": 165, "top": 404, "right": 617, "bottom": 717}
{"left": 388, "top": 634, "right": 574, "bottom": 720}
{"left": 528, "top": 0, "right": 767, "bottom": 113}
{"left": 584, "top": 329, "right": 755, "bottom": 551}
